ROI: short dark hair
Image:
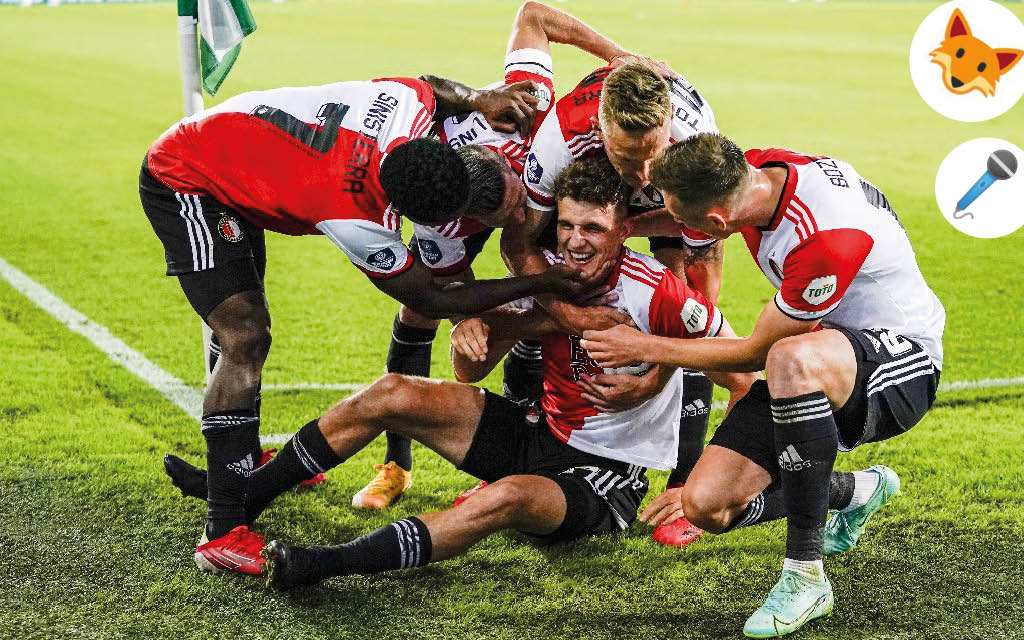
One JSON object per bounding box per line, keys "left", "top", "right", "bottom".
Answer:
{"left": 457, "top": 145, "right": 506, "bottom": 217}
{"left": 552, "top": 153, "right": 631, "bottom": 217}
{"left": 380, "top": 138, "right": 469, "bottom": 225}
{"left": 651, "top": 133, "right": 748, "bottom": 213}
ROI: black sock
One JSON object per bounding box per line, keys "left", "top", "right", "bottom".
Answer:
{"left": 772, "top": 392, "right": 839, "bottom": 561}
{"left": 667, "top": 372, "right": 714, "bottom": 487}
{"left": 720, "top": 469, "right": 860, "bottom": 533}
{"left": 502, "top": 340, "right": 543, "bottom": 406}
{"left": 383, "top": 318, "right": 436, "bottom": 470}
{"left": 246, "top": 418, "right": 342, "bottom": 520}
{"left": 203, "top": 411, "right": 261, "bottom": 538}
{"left": 307, "top": 516, "right": 433, "bottom": 580}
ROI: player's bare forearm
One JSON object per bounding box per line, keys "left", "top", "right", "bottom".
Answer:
{"left": 451, "top": 308, "right": 554, "bottom": 382}
{"left": 500, "top": 206, "right": 554, "bottom": 276}
{"left": 420, "top": 75, "right": 538, "bottom": 135}
{"left": 452, "top": 336, "right": 516, "bottom": 383}
{"left": 626, "top": 209, "right": 684, "bottom": 239}
{"left": 508, "top": 1, "right": 628, "bottom": 62}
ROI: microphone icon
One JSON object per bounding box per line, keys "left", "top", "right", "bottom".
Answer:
{"left": 954, "top": 149, "right": 1018, "bottom": 215}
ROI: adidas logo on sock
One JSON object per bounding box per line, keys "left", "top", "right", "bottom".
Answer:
{"left": 227, "top": 453, "right": 255, "bottom": 477}
{"left": 683, "top": 399, "right": 709, "bottom": 417}
{"left": 778, "top": 445, "right": 816, "bottom": 472}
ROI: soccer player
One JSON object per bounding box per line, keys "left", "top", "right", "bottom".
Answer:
{"left": 500, "top": 60, "right": 724, "bottom": 547}
{"left": 140, "top": 73, "right": 600, "bottom": 574}
{"left": 580, "top": 133, "right": 945, "bottom": 637}
{"left": 359, "top": 1, "right": 683, "bottom": 511}
{"left": 258, "top": 154, "right": 756, "bottom": 590}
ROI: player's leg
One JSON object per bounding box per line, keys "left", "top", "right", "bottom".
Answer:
{"left": 264, "top": 474, "right": 567, "bottom": 590}
{"left": 139, "top": 162, "right": 269, "bottom": 568}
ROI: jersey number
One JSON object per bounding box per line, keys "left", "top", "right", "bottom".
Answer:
{"left": 249, "top": 102, "right": 350, "bottom": 156}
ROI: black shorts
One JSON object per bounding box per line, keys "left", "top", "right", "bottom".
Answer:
{"left": 709, "top": 327, "right": 940, "bottom": 483}
{"left": 458, "top": 391, "right": 648, "bottom": 543}
{"left": 139, "top": 158, "right": 267, "bottom": 319}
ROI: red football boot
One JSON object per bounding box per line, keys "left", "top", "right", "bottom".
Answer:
{"left": 453, "top": 481, "right": 488, "bottom": 507}
{"left": 194, "top": 525, "right": 267, "bottom": 575}
{"left": 260, "top": 448, "right": 326, "bottom": 488}
{"left": 652, "top": 516, "right": 704, "bottom": 548}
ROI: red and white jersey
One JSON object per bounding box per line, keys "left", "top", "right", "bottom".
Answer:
{"left": 514, "top": 248, "right": 724, "bottom": 469}
{"left": 412, "top": 48, "right": 556, "bottom": 276}
{"left": 147, "top": 78, "right": 437, "bottom": 279}
{"left": 522, "top": 67, "right": 719, "bottom": 248}
{"left": 740, "top": 148, "right": 945, "bottom": 368}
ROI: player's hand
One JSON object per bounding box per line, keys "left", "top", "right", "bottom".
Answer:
{"left": 609, "top": 53, "right": 682, "bottom": 81}
{"left": 539, "top": 261, "right": 615, "bottom": 305}
{"left": 474, "top": 80, "right": 540, "bottom": 138}
{"left": 581, "top": 324, "right": 648, "bottom": 368}
{"left": 578, "top": 366, "right": 663, "bottom": 413}
{"left": 640, "top": 485, "right": 687, "bottom": 527}
{"left": 450, "top": 318, "right": 490, "bottom": 363}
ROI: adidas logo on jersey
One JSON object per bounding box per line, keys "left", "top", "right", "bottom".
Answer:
{"left": 227, "top": 453, "right": 255, "bottom": 477}
{"left": 681, "top": 299, "right": 709, "bottom": 333}
{"left": 683, "top": 399, "right": 709, "bottom": 417}
{"left": 778, "top": 445, "right": 816, "bottom": 472}
{"left": 802, "top": 275, "right": 837, "bottom": 306}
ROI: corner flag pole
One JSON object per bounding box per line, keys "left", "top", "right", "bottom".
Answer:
{"left": 176, "top": 0, "right": 215, "bottom": 383}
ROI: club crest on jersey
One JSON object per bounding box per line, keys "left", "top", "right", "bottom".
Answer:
{"left": 526, "top": 153, "right": 543, "bottom": 184}
{"left": 368, "top": 248, "right": 397, "bottom": 271}
{"left": 802, "top": 275, "right": 838, "bottom": 306}
{"left": 217, "top": 215, "right": 244, "bottom": 243}
{"left": 417, "top": 239, "right": 443, "bottom": 265}
{"left": 681, "top": 299, "right": 709, "bottom": 333}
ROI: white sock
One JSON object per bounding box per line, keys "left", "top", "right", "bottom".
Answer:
{"left": 783, "top": 558, "right": 825, "bottom": 582}
{"left": 847, "top": 470, "right": 880, "bottom": 510}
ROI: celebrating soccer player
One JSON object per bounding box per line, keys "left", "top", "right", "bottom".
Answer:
{"left": 140, "top": 71, "right": 605, "bottom": 574}
{"left": 580, "top": 133, "right": 946, "bottom": 637}
{"left": 258, "top": 155, "right": 755, "bottom": 589}
{"left": 499, "top": 58, "right": 725, "bottom": 547}
{"left": 358, "top": 0, "right": 684, "bottom": 513}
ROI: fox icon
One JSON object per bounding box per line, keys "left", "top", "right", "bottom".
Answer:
{"left": 930, "top": 8, "right": 1023, "bottom": 98}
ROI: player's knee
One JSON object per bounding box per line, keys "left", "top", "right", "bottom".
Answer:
{"left": 397, "top": 306, "right": 441, "bottom": 330}
{"left": 357, "top": 373, "right": 420, "bottom": 422}
{"left": 472, "top": 477, "right": 531, "bottom": 524}
{"left": 681, "top": 483, "right": 733, "bottom": 534}
{"left": 765, "top": 336, "right": 822, "bottom": 390}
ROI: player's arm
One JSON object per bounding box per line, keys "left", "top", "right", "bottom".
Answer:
{"left": 682, "top": 241, "right": 724, "bottom": 304}
{"left": 451, "top": 307, "right": 557, "bottom": 382}
{"left": 373, "top": 258, "right": 603, "bottom": 319}
{"left": 419, "top": 75, "right": 539, "bottom": 137}
{"left": 583, "top": 303, "right": 818, "bottom": 373}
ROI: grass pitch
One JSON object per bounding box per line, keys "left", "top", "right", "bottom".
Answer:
{"left": 1, "top": 1, "right": 1023, "bottom": 638}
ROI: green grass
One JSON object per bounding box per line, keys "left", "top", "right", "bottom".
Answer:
{"left": 1, "top": 1, "right": 1023, "bottom": 638}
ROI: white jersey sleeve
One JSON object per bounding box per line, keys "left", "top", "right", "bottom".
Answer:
{"left": 316, "top": 217, "right": 413, "bottom": 279}
{"left": 523, "top": 109, "right": 571, "bottom": 211}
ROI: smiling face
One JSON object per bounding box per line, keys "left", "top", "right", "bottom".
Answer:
{"left": 555, "top": 197, "right": 628, "bottom": 282}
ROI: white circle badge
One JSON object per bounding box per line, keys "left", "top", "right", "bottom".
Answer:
{"left": 935, "top": 137, "right": 1024, "bottom": 238}
{"left": 910, "top": 0, "right": 1024, "bottom": 122}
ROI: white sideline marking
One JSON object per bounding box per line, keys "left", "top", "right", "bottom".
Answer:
{"left": 2, "top": 252, "right": 1023, "bottom": 447}
{"left": 0, "top": 256, "right": 204, "bottom": 421}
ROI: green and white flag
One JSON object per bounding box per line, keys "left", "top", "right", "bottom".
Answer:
{"left": 178, "top": 0, "right": 257, "bottom": 95}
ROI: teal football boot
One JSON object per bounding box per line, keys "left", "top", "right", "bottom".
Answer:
{"left": 743, "top": 570, "right": 834, "bottom": 638}
{"left": 824, "top": 465, "right": 900, "bottom": 556}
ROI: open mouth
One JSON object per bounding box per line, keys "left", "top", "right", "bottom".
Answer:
{"left": 567, "top": 249, "right": 596, "bottom": 265}
{"left": 951, "top": 76, "right": 964, "bottom": 88}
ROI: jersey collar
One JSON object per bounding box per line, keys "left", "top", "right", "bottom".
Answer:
{"left": 758, "top": 161, "right": 799, "bottom": 231}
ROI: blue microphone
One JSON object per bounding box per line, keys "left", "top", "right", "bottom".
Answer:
{"left": 955, "top": 149, "right": 1018, "bottom": 215}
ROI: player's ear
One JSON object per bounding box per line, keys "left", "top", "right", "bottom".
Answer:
{"left": 996, "top": 49, "right": 1024, "bottom": 74}
{"left": 706, "top": 207, "right": 729, "bottom": 234}
{"left": 946, "top": 8, "right": 970, "bottom": 39}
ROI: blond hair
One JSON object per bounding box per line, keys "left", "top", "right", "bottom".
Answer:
{"left": 599, "top": 63, "right": 671, "bottom": 132}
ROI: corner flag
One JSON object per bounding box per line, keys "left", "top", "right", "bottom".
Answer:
{"left": 178, "top": 0, "right": 257, "bottom": 95}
